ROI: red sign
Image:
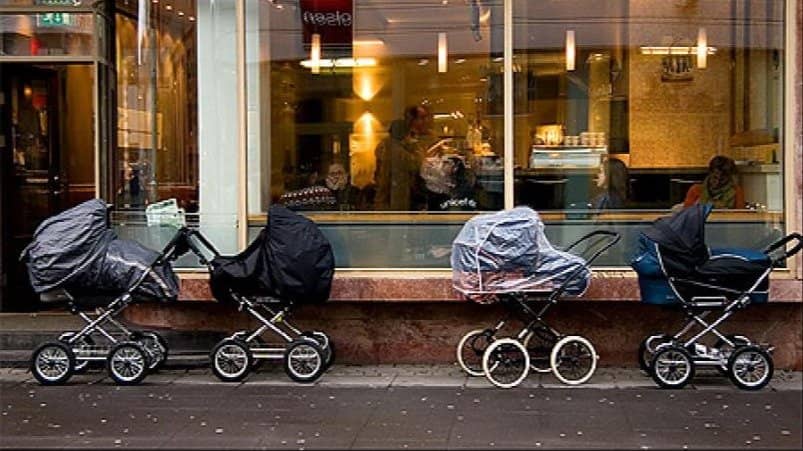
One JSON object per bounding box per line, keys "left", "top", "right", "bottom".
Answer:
{"left": 300, "top": 0, "right": 353, "bottom": 49}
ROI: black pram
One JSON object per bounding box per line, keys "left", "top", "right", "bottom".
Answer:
{"left": 632, "top": 204, "right": 802, "bottom": 390}
{"left": 22, "top": 199, "right": 182, "bottom": 385}
{"left": 179, "top": 204, "right": 336, "bottom": 383}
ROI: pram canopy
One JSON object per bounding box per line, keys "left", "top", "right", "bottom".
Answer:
{"left": 20, "top": 199, "right": 180, "bottom": 300}
{"left": 451, "top": 207, "right": 590, "bottom": 302}
{"left": 210, "top": 204, "right": 334, "bottom": 304}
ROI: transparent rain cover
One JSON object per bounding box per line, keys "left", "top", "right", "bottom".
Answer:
{"left": 451, "top": 207, "right": 590, "bottom": 303}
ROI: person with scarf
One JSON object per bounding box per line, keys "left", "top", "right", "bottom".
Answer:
{"left": 683, "top": 155, "right": 745, "bottom": 209}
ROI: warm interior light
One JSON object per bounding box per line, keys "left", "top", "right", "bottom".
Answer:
{"left": 310, "top": 33, "right": 321, "bottom": 74}
{"left": 565, "top": 30, "right": 576, "bottom": 71}
{"left": 696, "top": 27, "right": 708, "bottom": 69}
{"left": 640, "top": 46, "right": 716, "bottom": 55}
{"left": 300, "top": 57, "right": 378, "bottom": 69}
{"left": 353, "top": 39, "right": 384, "bottom": 46}
{"left": 438, "top": 32, "right": 448, "bottom": 73}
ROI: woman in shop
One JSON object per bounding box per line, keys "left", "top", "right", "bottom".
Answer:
{"left": 592, "top": 157, "right": 630, "bottom": 210}
{"left": 683, "top": 155, "right": 746, "bottom": 209}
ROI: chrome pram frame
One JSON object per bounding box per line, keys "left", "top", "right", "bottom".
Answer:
{"left": 456, "top": 230, "right": 621, "bottom": 389}
{"left": 30, "top": 228, "right": 191, "bottom": 386}
{"left": 167, "top": 228, "right": 333, "bottom": 384}
{"left": 640, "top": 233, "right": 802, "bottom": 390}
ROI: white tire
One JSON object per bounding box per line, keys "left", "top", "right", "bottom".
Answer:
{"left": 550, "top": 335, "right": 598, "bottom": 385}
{"left": 457, "top": 329, "right": 496, "bottom": 377}
{"left": 482, "top": 338, "right": 530, "bottom": 389}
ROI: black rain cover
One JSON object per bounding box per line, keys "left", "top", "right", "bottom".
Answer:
{"left": 210, "top": 204, "right": 334, "bottom": 304}
{"left": 21, "top": 199, "right": 179, "bottom": 300}
{"left": 643, "top": 204, "right": 712, "bottom": 277}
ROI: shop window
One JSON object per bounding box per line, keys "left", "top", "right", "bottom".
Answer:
{"left": 111, "top": 0, "right": 239, "bottom": 265}
{"left": 246, "top": 0, "right": 505, "bottom": 267}
{"left": 512, "top": 0, "right": 786, "bottom": 266}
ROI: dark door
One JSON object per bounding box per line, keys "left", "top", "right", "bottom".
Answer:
{"left": 1, "top": 65, "right": 68, "bottom": 311}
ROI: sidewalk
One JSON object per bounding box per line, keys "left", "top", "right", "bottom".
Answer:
{"left": 2, "top": 364, "right": 801, "bottom": 391}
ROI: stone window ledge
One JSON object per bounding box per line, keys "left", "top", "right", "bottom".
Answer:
{"left": 174, "top": 271, "right": 802, "bottom": 303}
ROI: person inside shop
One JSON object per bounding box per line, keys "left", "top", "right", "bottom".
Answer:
{"left": 324, "top": 162, "right": 351, "bottom": 207}
{"left": 683, "top": 155, "right": 745, "bottom": 209}
{"left": 373, "top": 104, "right": 435, "bottom": 211}
{"left": 592, "top": 157, "right": 630, "bottom": 209}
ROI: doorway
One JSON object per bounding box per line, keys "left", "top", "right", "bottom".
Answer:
{"left": 1, "top": 64, "right": 95, "bottom": 312}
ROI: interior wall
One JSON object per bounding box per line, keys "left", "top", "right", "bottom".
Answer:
{"left": 62, "top": 64, "right": 95, "bottom": 204}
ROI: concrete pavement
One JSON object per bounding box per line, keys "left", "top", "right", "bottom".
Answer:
{"left": 1, "top": 365, "right": 801, "bottom": 449}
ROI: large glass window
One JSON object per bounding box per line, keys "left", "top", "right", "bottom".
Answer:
{"left": 246, "top": 0, "right": 505, "bottom": 267}
{"left": 110, "top": 0, "right": 239, "bottom": 264}
{"left": 512, "top": 0, "right": 785, "bottom": 265}
{"left": 245, "top": 0, "right": 787, "bottom": 269}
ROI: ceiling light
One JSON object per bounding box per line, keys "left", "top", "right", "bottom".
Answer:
{"left": 565, "top": 30, "right": 575, "bottom": 71}
{"left": 640, "top": 46, "right": 717, "bottom": 55}
{"left": 438, "top": 32, "right": 448, "bottom": 73}
{"left": 696, "top": 27, "right": 708, "bottom": 69}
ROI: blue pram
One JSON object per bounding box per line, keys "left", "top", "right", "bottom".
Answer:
{"left": 632, "top": 204, "right": 802, "bottom": 390}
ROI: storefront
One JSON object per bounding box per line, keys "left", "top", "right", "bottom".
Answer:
{"left": 2, "top": 0, "right": 801, "bottom": 367}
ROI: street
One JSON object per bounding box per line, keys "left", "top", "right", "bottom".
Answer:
{"left": 1, "top": 366, "right": 801, "bottom": 450}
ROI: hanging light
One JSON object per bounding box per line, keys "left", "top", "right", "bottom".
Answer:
{"left": 310, "top": 33, "right": 321, "bottom": 74}
{"left": 438, "top": 32, "right": 448, "bottom": 73}
{"left": 565, "top": 30, "right": 575, "bottom": 71}
{"left": 696, "top": 27, "right": 708, "bottom": 69}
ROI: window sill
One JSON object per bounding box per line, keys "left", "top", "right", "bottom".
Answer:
{"left": 175, "top": 270, "right": 802, "bottom": 303}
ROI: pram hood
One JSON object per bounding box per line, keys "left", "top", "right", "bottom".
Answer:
{"left": 21, "top": 199, "right": 179, "bottom": 300}
{"left": 451, "top": 207, "right": 590, "bottom": 301}
{"left": 642, "top": 204, "right": 712, "bottom": 276}
{"left": 210, "top": 204, "right": 334, "bottom": 304}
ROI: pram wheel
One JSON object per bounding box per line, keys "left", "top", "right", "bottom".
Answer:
{"left": 727, "top": 345, "right": 773, "bottom": 390}
{"left": 638, "top": 333, "right": 673, "bottom": 375}
{"left": 482, "top": 338, "right": 530, "bottom": 389}
{"left": 211, "top": 339, "right": 252, "bottom": 382}
{"left": 523, "top": 328, "right": 555, "bottom": 373}
{"left": 650, "top": 345, "right": 694, "bottom": 389}
{"left": 107, "top": 342, "right": 149, "bottom": 385}
{"left": 713, "top": 335, "right": 751, "bottom": 375}
{"left": 301, "top": 331, "right": 335, "bottom": 368}
{"left": 457, "top": 329, "right": 496, "bottom": 377}
{"left": 31, "top": 341, "right": 75, "bottom": 385}
{"left": 131, "top": 331, "right": 169, "bottom": 371}
{"left": 284, "top": 339, "right": 325, "bottom": 383}
{"left": 550, "top": 335, "right": 598, "bottom": 385}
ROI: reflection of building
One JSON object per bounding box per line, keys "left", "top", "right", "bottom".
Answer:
{"left": 1, "top": 0, "right": 801, "bottom": 369}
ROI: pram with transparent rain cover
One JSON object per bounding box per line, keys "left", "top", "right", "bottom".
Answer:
{"left": 632, "top": 204, "right": 802, "bottom": 390}
{"left": 452, "top": 207, "right": 620, "bottom": 388}
{"left": 176, "top": 204, "right": 336, "bottom": 383}
{"left": 21, "top": 199, "right": 183, "bottom": 385}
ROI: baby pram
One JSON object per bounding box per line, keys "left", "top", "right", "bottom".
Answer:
{"left": 21, "top": 199, "right": 183, "bottom": 385}
{"left": 180, "top": 204, "right": 336, "bottom": 383}
{"left": 452, "top": 207, "right": 620, "bottom": 388}
{"left": 632, "top": 204, "right": 802, "bottom": 390}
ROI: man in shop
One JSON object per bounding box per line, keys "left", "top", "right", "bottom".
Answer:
{"left": 683, "top": 155, "right": 746, "bottom": 209}
{"left": 373, "top": 105, "right": 434, "bottom": 211}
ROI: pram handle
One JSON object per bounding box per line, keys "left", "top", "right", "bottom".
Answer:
{"left": 763, "top": 233, "right": 803, "bottom": 264}
{"left": 548, "top": 230, "right": 621, "bottom": 302}
{"left": 563, "top": 230, "right": 621, "bottom": 265}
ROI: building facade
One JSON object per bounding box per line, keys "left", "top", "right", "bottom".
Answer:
{"left": 1, "top": 0, "right": 801, "bottom": 367}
